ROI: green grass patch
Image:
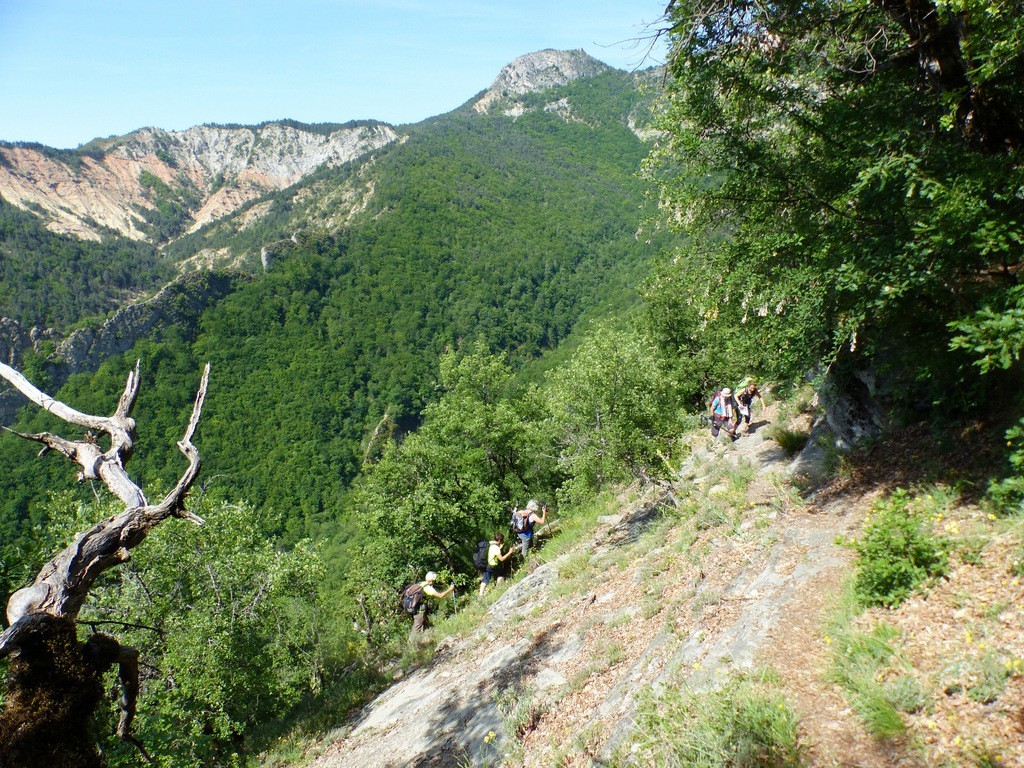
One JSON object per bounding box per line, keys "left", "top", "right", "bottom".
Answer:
{"left": 765, "top": 426, "right": 810, "bottom": 456}
{"left": 695, "top": 502, "right": 730, "bottom": 531}
{"left": 612, "top": 671, "right": 805, "bottom": 767}
{"left": 539, "top": 487, "right": 627, "bottom": 561}
{"left": 495, "top": 684, "right": 542, "bottom": 734}
{"left": 558, "top": 551, "right": 594, "bottom": 581}
{"left": 725, "top": 460, "right": 757, "bottom": 494}
{"left": 825, "top": 582, "right": 928, "bottom": 739}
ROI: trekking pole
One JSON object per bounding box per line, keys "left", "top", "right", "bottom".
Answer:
{"left": 452, "top": 591, "right": 458, "bottom": 615}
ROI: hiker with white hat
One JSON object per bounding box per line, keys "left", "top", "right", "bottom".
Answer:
{"left": 405, "top": 570, "right": 454, "bottom": 636}
{"left": 708, "top": 387, "right": 740, "bottom": 440}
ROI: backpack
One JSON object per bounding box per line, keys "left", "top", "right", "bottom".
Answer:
{"left": 511, "top": 508, "right": 529, "bottom": 534}
{"left": 401, "top": 582, "right": 425, "bottom": 614}
{"left": 473, "top": 540, "right": 490, "bottom": 571}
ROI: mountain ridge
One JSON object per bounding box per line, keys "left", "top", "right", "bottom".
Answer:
{"left": 0, "top": 122, "right": 399, "bottom": 243}
{"left": 0, "top": 49, "right": 638, "bottom": 246}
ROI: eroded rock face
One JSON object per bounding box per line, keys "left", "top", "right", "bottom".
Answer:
{"left": 0, "top": 122, "right": 399, "bottom": 242}
{"left": 815, "top": 365, "right": 885, "bottom": 449}
{"left": 473, "top": 49, "right": 611, "bottom": 113}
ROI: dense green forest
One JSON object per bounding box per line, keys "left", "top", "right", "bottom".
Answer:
{"left": 643, "top": 0, "right": 1024, "bottom": 418}
{"left": 2, "top": 12, "right": 1023, "bottom": 761}
{"left": 0, "top": 199, "right": 171, "bottom": 328}
{"left": 0, "top": 68, "right": 664, "bottom": 600}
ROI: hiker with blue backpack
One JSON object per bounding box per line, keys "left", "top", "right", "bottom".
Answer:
{"left": 403, "top": 571, "right": 454, "bottom": 637}
{"left": 511, "top": 499, "right": 547, "bottom": 556}
{"left": 476, "top": 533, "right": 515, "bottom": 597}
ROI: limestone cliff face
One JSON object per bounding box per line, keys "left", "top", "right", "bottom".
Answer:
{"left": 0, "top": 122, "right": 399, "bottom": 242}
{"left": 0, "top": 50, "right": 635, "bottom": 247}
{"left": 472, "top": 49, "right": 611, "bottom": 114}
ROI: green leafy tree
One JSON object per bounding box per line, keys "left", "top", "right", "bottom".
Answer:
{"left": 346, "top": 345, "right": 560, "bottom": 633}
{"left": 950, "top": 287, "right": 1024, "bottom": 509}
{"left": 0, "top": 199, "right": 171, "bottom": 329}
{"left": 647, "top": 0, "right": 1024, "bottom": 410}
{"left": 3, "top": 490, "right": 335, "bottom": 768}
{"left": 547, "top": 323, "right": 681, "bottom": 502}
{"left": 428, "top": 344, "right": 560, "bottom": 503}
{"left": 86, "top": 499, "right": 332, "bottom": 767}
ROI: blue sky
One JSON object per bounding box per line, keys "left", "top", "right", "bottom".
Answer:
{"left": 0, "top": 1, "right": 668, "bottom": 149}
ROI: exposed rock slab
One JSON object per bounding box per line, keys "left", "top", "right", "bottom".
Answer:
{"left": 305, "top": 413, "right": 863, "bottom": 767}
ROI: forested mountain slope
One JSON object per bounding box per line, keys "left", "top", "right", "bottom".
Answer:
{"left": 4, "top": 4, "right": 1023, "bottom": 762}
{"left": 0, "top": 199, "right": 173, "bottom": 329}
{"left": 0, "top": 53, "right": 665, "bottom": 591}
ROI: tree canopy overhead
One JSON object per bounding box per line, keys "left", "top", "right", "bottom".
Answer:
{"left": 647, "top": 0, "right": 1024, "bottom": 407}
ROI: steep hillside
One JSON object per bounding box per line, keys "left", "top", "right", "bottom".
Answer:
{"left": 0, "top": 198, "right": 171, "bottom": 329}
{"left": 271, "top": 402, "right": 1024, "bottom": 768}
{"left": 0, "top": 53, "right": 665, "bottom": 579}
{"left": 0, "top": 121, "right": 398, "bottom": 243}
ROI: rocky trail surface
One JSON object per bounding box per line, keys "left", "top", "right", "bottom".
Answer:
{"left": 298, "top": 405, "right": 919, "bottom": 768}
{"left": 285, "top": 400, "right": 1024, "bottom": 768}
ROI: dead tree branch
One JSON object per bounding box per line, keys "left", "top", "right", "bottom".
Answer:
{"left": 0, "top": 361, "right": 210, "bottom": 634}
{"left": 0, "top": 360, "right": 210, "bottom": 765}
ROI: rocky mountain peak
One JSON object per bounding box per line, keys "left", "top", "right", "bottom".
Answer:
{"left": 473, "top": 49, "right": 611, "bottom": 113}
{"left": 0, "top": 49, "right": 614, "bottom": 245}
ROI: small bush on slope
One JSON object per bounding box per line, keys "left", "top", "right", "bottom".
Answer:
{"left": 612, "top": 671, "right": 805, "bottom": 768}
{"left": 850, "top": 489, "right": 950, "bottom": 608}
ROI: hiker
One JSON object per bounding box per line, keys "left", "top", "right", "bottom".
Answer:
{"left": 511, "top": 499, "right": 547, "bottom": 556}
{"left": 405, "top": 571, "right": 454, "bottom": 637}
{"left": 736, "top": 380, "right": 765, "bottom": 433}
{"left": 709, "top": 387, "right": 739, "bottom": 440}
{"left": 478, "top": 533, "right": 514, "bottom": 597}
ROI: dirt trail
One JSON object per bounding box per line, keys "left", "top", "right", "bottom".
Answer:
{"left": 300, "top": 411, "right": 917, "bottom": 767}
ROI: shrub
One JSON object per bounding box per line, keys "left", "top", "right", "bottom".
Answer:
{"left": 966, "top": 651, "right": 1014, "bottom": 705}
{"left": 827, "top": 618, "right": 923, "bottom": 739}
{"left": 617, "top": 672, "right": 805, "bottom": 767}
{"left": 765, "top": 426, "right": 810, "bottom": 457}
{"left": 852, "top": 489, "right": 950, "bottom": 608}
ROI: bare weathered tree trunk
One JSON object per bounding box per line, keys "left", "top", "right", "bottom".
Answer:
{"left": 0, "top": 360, "right": 210, "bottom": 767}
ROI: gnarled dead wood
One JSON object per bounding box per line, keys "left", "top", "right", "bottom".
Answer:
{"left": 0, "top": 361, "right": 210, "bottom": 762}
{"left": 0, "top": 359, "right": 144, "bottom": 507}
{"left": 0, "top": 361, "right": 210, "bottom": 630}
